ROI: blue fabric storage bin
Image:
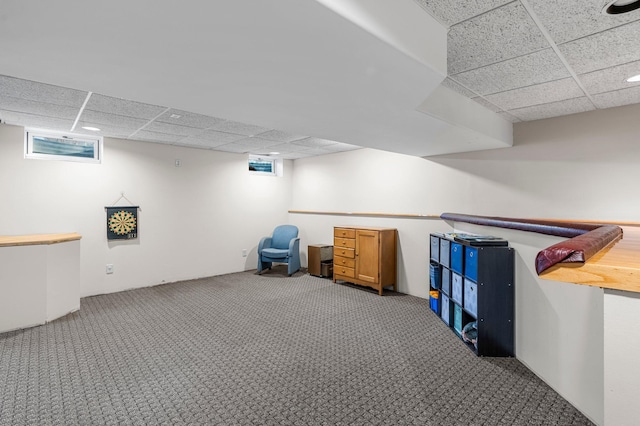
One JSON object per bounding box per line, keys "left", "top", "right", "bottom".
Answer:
{"left": 451, "top": 242, "right": 463, "bottom": 274}
{"left": 465, "top": 246, "right": 478, "bottom": 282}
{"left": 429, "top": 291, "right": 439, "bottom": 314}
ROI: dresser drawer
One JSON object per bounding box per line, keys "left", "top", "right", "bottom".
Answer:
{"left": 334, "top": 247, "right": 355, "bottom": 259}
{"left": 334, "top": 228, "right": 356, "bottom": 239}
{"left": 334, "top": 265, "right": 355, "bottom": 278}
{"left": 334, "top": 256, "right": 355, "bottom": 268}
{"left": 334, "top": 237, "right": 356, "bottom": 249}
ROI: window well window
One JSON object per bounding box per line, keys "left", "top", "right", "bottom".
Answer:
{"left": 249, "top": 156, "right": 276, "bottom": 175}
{"left": 25, "top": 129, "right": 102, "bottom": 163}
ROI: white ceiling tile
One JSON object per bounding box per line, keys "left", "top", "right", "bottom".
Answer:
{"left": 85, "top": 94, "right": 167, "bottom": 120}
{"left": 230, "top": 137, "right": 282, "bottom": 150}
{"left": 526, "top": 0, "right": 640, "bottom": 44}
{"left": 508, "top": 97, "right": 595, "bottom": 121}
{"left": 143, "top": 121, "right": 203, "bottom": 137}
{"left": 133, "top": 130, "right": 185, "bottom": 143}
{"left": 279, "top": 152, "right": 314, "bottom": 159}
{"left": 80, "top": 110, "right": 149, "bottom": 131}
{"left": 180, "top": 130, "right": 247, "bottom": 147}
{"left": 496, "top": 111, "right": 521, "bottom": 123}
{"left": 559, "top": 21, "right": 640, "bottom": 75}
{"left": 214, "top": 143, "right": 251, "bottom": 153}
{"left": 579, "top": 60, "right": 640, "bottom": 95}
{"left": 296, "top": 147, "right": 336, "bottom": 156}
{"left": 264, "top": 142, "right": 310, "bottom": 153}
{"left": 484, "top": 78, "right": 585, "bottom": 110}
{"left": 0, "top": 96, "right": 80, "bottom": 120}
{"left": 178, "top": 139, "right": 225, "bottom": 150}
{"left": 593, "top": 85, "right": 640, "bottom": 109}
{"left": 75, "top": 121, "right": 135, "bottom": 138}
{"left": 0, "top": 75, "right": 87, "bottom": 108}
{"left": 155, "top": 109, "right": 226, "bottom": 129}
{"left": 253, "top": 129, "right": 307, "bottom": 143}
{"left": 448, "top": 2, "right": 549, "bottom": 74}
{"left": 322, "top": 142, "right": 362, "bottom": 152}
{"left": 471, "top": 97, "right": 502, "bottom": 112}
{"left": 453, "top": 49, "right": 570, "bottom": 95}
{"left": 209, "top": 120, "right": 270, "bottom": 136}
{"left": 440, "top": 77, "right": 478, "bottom": 98}
{"left": 413, "top": 0, "right": 513, "bottom": 27}
{"left": 290, "top": 137, "right": 339, "bottom": 148}
{"left": 0, "top": 110, "right": 74, "bottom": 132}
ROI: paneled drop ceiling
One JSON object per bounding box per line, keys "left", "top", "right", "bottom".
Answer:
{"left": 416, "top": 0, "right": 640, "bottom": 122}
{"left": 1, "top": 0, "right": 639, "bottom": 158}
{"left": 0, "top": 75, "right": 361, "bottom": 159}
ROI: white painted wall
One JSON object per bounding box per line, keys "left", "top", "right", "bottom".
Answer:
{"left": 603, "top": 289, "right": 640, "bottom": 425}
{"left": 290, "top": 103, "right": 640, "bottom": 425}
{"left": 0, "top": 123, "right": 292, "bottom": 297}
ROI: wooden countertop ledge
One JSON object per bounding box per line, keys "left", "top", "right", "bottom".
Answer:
{"left": 440, "top": 213, "right": 639, "bottom": 293}
{"left": 0, "top": 233, "right": 82, "bottom": 247}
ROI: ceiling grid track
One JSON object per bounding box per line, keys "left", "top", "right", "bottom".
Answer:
{"left": 519, "top": 0, "right": 599, "bottom": 109}
{"left": 70, "top": 92, "right": 93, "bottom": 132}
{"left": 128, "top": 107, "right": 172, "bottom": 139}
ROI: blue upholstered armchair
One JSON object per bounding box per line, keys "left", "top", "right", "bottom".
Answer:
{"left": 257, "top": 225, "right": 301, "bottom": 276}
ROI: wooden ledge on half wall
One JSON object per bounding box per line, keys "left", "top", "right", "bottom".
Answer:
{"left": 0, "top": 233, "right": 82, "bottom": 247}
{"left": 539, "top": 225, "right": 640, "bottom": 293}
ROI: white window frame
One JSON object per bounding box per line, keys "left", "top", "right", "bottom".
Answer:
{"left": 25, "top": 128, "right": 103, "bottom": 164}
{"left": 249, "top": 155, "right": 278, "bottom": 176}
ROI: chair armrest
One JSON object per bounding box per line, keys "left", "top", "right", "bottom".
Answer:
{"left": 288, "top": 237, "right": 300, "bottom": 255}
{"left": 258, "top": 237, "right": 272, "bottom": 254}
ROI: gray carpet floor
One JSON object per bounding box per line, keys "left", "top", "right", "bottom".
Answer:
{"left": 0, "top": 267, "right": 594, "bottom": 425}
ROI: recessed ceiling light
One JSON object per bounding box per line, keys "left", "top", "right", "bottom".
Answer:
{"left": 81, "top": 126, "right": 101, "bottom": 131}
{"left": 602, "top": 0, "right": 640, "bottom": 14}
{"left": 170, "top": 114, "right": 182, "bottom": 119}
{"left": 626, "top": 74, "right": 640, "bottom": 82}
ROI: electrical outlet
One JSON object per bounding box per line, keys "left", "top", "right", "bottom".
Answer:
{"left": 175, "top": 159, "right": 181, "bottom": 167}
{"left": 106, "top": 264, "right": 114, "bottom": 274}
{"left": 242, "top": 249, "right": 247, "bottom": 257}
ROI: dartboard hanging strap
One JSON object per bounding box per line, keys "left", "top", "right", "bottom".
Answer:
{"left": 106, "top": 192, "right": 141, "bottom": 211}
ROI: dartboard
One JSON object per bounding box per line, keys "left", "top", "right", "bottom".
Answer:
{"left": 109, "top": 210, "right": 136, "bottom": 235}
{"left": 106, "top": 207, "right": 138, "bottom": 240}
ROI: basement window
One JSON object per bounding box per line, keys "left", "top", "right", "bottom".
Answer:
{"left": 249, "top": 155, "right": 282, "bottom": 176}
{"left": 25, "top": 129, "right": 102, "bottom": 163}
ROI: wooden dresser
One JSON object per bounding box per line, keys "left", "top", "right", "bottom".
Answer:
{"left": 333, "top": 226, "right": 397, "bottom": 295}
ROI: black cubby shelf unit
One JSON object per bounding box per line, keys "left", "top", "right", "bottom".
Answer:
{"left": 429, "top": 232, "right": 515, "bottom": 357}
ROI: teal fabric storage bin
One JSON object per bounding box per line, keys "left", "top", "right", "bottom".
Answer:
{"left": 453, "top": 303, "right": 463, "bottom": 335}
